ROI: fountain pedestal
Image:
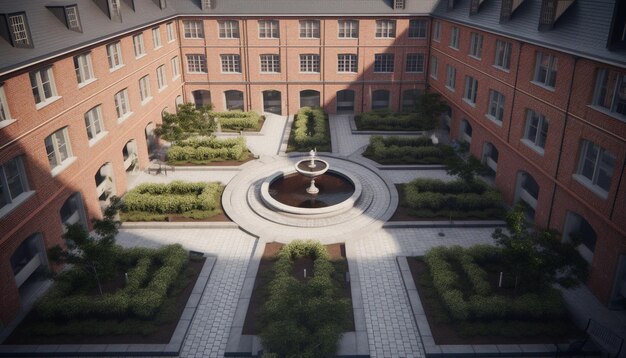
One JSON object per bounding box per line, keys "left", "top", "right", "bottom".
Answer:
{"left": 307, "top": 179, "right": 319, "bottom": 194}
{"left": 295, "top": 150, "right": 329, "bottom": 196}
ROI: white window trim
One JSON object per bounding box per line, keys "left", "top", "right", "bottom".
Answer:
{"left": 0, "top": 190, "right": 35, "bottom": 220}
{"left": 166, "top": 22, "right": 176, "bottom": 43}
{"left": 107, "top": 42, "right": 124, "bottom": 72}
{"left": 220, "top": 54, "right": 241, "bottom": 73}
{"left": 258, "top": 20, "right": 279, "bottom": 39}
{"left": 405, "top": 53, "right": 424, "bottom": 73}
{"left": 337, "top": 54, "right": 358, "bottom": 73}
{"left": 32, "top": 68, "right": 61, "bottom": 110}
{"left": 114, "top": 89, "right": 132, "bottom": 123}
{"left": 139, "top": 75, "right": 152, "bottom": 105}
{"left": 573, "top": 140, "right": 614, "bottom": 198}
{"left": 485, "top": 90, "right": 505, "bottom": 126}
{"left": 299, "top": 20, "right": 320, "bottom": 39}
{"left": 85, "top": 106, "right": 107, "bottom": 146}
{"left": 260, "top": 54, "right": 280, "bottom": 73}
{"left": 183, "top": 21, "right": 204, "bottom": 39}
{"left": 338, "top": 20, "right": 358, "bottom": 39}
{"left": 171, "top": 57, "right": 181, "bottom": 80}
{"left": 0, "top": 85, "right": 16, "bottom": 129}
{"left": 152, "top": 27, "right": 162, "bottom": 49}
{"left": 573, "top": 174, "right": 609, "bottom": 199}
{"left": 156, "top": 65, "right": 167, "bottom": 91}
{"left": 186, "top": 55, "right": 207, "bottom": 74}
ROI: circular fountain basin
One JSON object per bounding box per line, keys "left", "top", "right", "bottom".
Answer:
{"left": 295, "top": 159, "right": 329, "bottom": 178}
{"left": 261, "top": 169, "right": 362, "bottom": 215}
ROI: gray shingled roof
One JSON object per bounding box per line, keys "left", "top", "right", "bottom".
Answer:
{"left": 0, "top": 0, "right": 437, "bottom": 75}
{"left": 431, "top": 0, "right": 626, "bottom": 67}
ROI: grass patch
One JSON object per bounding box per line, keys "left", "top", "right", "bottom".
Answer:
{"left": 362, "top": 135, "right": 455, "bottom": 165}
{"left": 287, "top": 107, "right": 331, "bottom": 152}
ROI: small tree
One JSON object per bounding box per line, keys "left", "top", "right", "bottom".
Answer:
{"left": 445, "top": 155, "right": 489, "bottom": 183}
{"left": 412, "top": 91, "right": 449, "bottom": 129}
{"left": 48, "top": 197, "right": 122, "bottom": 295}
{"left": 154, "top": 103, "right": 216, "bottom": 141}
{"left": 492, "top": 203, "right": 588, "bottom": 292}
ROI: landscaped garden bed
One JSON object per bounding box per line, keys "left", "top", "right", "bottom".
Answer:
{"left": 362, "top": 135, "right": 455, "bottom": 165}
{"left": 120, "top": 181, "right": 227, "bottom": 222}
{"left": 355, "top": 109, "right": 437, "bottom": 131}
{"left": 243, "top": 241, "right": 353, "bottom": 357}
{"left": 166, "top": 136, "right": 252, "bottom": 166}
{"left": 407, "top": 245, "right": 582, "bottom": 344}
{"left": 287, "top": 107, "right": 331, "bottom": 152}
{"left": 7, "top": 244, "right": 204, "bottom": 345}
{"left": 391, "top": 178, "right": 505, "bottom": 221}
{"left": 215, "top": 110, "right": 264, "bottom": 132}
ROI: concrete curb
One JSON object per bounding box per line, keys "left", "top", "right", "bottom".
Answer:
{"left": 384, "top": 220, "right": 507, "bottom": 229}
{"left": 0, "top": 256, "right": 217, "bottom": 357}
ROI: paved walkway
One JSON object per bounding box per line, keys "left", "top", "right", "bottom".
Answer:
{"left": 6, "top": 113, "right": 624, "bottom": 358}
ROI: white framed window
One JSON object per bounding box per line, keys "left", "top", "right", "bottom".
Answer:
{"left": 469, "top": 32, "right": 483, "bottom": 59}
{"left": 0, "top": 156, "right": 29, "bottom": 212}
{"left": 45, "top": 127, "right": 73, "bottom": 174}
{"left": 429, "top": 55, "right": 438, "bottom": 79}
{"left": 166, "top": 22, "right": 176, "bottom": 42}
{"left": 259, "top": 20, "right": 279, "bottom": 38}
{"left": 494, "top": 40, "right": 512, "bottom": 70}
{"left": 8, "top": 13, "right": 31, "bottom": 47}
{"left": 445, "top": 64, "right": 456, "bottom": 90}
{"left": 219, "top": 20, "right": 239, "bottom": 38}
{"left": 84, "top": 105, "right": 105, "bottom": 143}
{"left": 30, "top": 67, "right": 58, "bottom": 107}
{"left": 156, "top": 65, "right": 167, "bottom": 89}
{"left": 533, "top": 52, "right": 557, "bottom": 88}
{"left": 0, "top": 85, "right": 12, "bottom": 125}
{"left": 183, "top": 20, "right": 204, "bottom": 38}
{"left": 171, "top": 56, "right": 181, "bottom": 79}
{"left": 65, "top": 6, "right": 82, "bottom": 32}
{"left": 152, "top": 27, "right": 162, "bottom": 49}
{"left": 376, "top": 20, "right": 396, "bottom": 38}
{"left": 575, "top": 140, "right": 616, "bottom": 195}
{"left": 114, "top": 88, "right": 131, "bottom": 121}
{"left": 139, "top": 75, "right": 151, "bottom": 103}
{"left": 107, "top": 41, "right": 124, "bottom": 70}
{"left": 486, "top": 90, "right": 505, "bottom": 124}
{"left": 300, "top": 20, "right": 320, "bottom": 38}
{"left": 408, "top": 19, "right": 427, "bottom": 38}
{"left": 592, "top": 69, "right": 626, "bottom": 118}
{"left": 300, "top": 54, "right": 320, "bottom": 73}
{"left": 338, "top": 20, "right": 358, "bottom": 38}
{"left": 449, "top": 27, "right": 460, "bottom": 49}
{"left": 460, "top": 118, "right": 472, "bottom": 143}
{"left": 522, "top": 109, "right": 548, "bottom": 153}
{"left": 338, "top": 54, "right": 357, "bottom": 73}
{"left": 405, "top": 53, "right": 424, "bottom": 73}
{"left": 463, "top": 76, "right": 478, "bottom": 105}
{"left": 74, "top": 52, "right": 95, "bottom": 86}
{"left": 374, "top": 54, "right": 394, "bottom": 73}
{"left": 433, "top": 20, "right": 441, "bottom": 42}
{"left": 133, "top": 33, "right": 145, "bottom": 58}
{"left": 221, "top": 54, "right": 241, "bottom": 73}
{"left": 260, "top": 54, "right": 280, "bottom": 73}
{"left": 186, "top": 54, "right": 207, "bottom": 73}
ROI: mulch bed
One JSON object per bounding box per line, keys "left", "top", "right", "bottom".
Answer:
{"left": 4, "top": 257, "right": 206, "bottom": 345}
{"left": 407, "top": 258, "right": 582, "bottom": 345}
{"left": 242, "top": 242, "right": 354, "bottom": 335}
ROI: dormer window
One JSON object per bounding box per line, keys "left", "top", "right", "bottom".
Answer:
{"left": 201, "top": 0, "right": 213, "bottom": 10}
{"left": 0, "top": 12, "right": 33, "bottom": 48}
{"left": 153, "top": 0, "right": 166, "bottom": 9}
{"left": 110, "top": 0, "right": 121, "bottom": 18}
{"left": 47, "top": 5, "right": 82, "bottom": 33}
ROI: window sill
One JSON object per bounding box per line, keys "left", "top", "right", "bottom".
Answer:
{"left": 154, "top": 46, "right": 163, "bottom": 50}
{"left": 135, "top": 54, "right": 147, "bottom": 60}
{"left": 572, "top": 174, "right": 609, "bottom": 199}
{"left": 117, "top": 112, "right": 133, "bottom": 124}
{"left": 587, "top": 105, "right": 626, "bottom": 123}
{"left": 158, "top": 85, "right": 168, "bottom": 92}
{"left": 462, "top": 98, "right": 476, "bottom": 108}
{"left": 375, "top": 37, "right": 395, "bottom": 39}
{"left": 167, "top": 39, "right": 176, "bottom": 43}
{"left": 88, "top": 131, "right": 108, "bottom": 147}
{"left": 0, "top": 118, "right": 17, "bottom": 129}
{"left": 172, "top": 75, "right": 181, "bottom": 81}
{"left": 51, "top": 157, "right": 77, "bottom": 177}
{"left": 530, "top": 80, "right": 555, "bottom": 92}
{"left": 520, "top": 139, "right": 545, "bottom": 156}
{"left": 449, "top": 46, "right": 459, "bottom": 51}
{"left": 183, "top": 37, "right": 205, "bottom": 40}
{"left": 109, "top": 64, "right": 125, "bottom": 73}
{"left": 430, "top": 75, "right": 438, "bottom": 80}
{"left": 468, "top": 55, "right": 482, "bottom": 61}
{"left": 187, "top": 71, "right": 208, "bottom": 74}
{"left": 141, "top": 97, "right": 153, "bottom": 105}
{"left": 300, "top": 72, "right": 321, "bottom": 74}
{"left": 0, "top": 190, "right": 35, "bottom": 220}
{"left": 406, "top": 71, "right": 423, "bottom": 74}
{"left": 260, "top": 72, "right": 280, "bottom": 74}
{"left": 35, "top": 96, "right": 61, "bottom": 110}
{"left": 492, "top": 65, "right": 510, "bottom": 73}
{"left": 337, "top": 37, "right": 358, "bottom": 40}
{"left": 445, "top": 85, "right": 455, "bottom": 92}
{"left": 337, "top": 71, "right": 358, "bottom": 74}
{"left": 408, "top": 36, "right": 426, "bottom": 40}
{"left": 78, "top": 78, "right": 97, "bottom": 88}
{"left": 433, "top": 39, "right": 441, "bottom": 43}
{"left": 485, "top": 114, "right": 503, "bottom": 127}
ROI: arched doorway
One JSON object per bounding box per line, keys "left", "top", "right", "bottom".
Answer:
{"left": 11, "top": 233, "right": 48, "bottom": 292}
{"left": 263, "top": 90, "right": 282, "bottom": 114}
{"left": 225, "top": 90, "right": 244, "bottom": 111}
{"left": 95, "top": 162, "right": 116, "bottom": 211}
{"left": 515, "top": 171, "right": 539, "bottom": 221}
{"left": 401, "top": 89, "right": 420, "bottom": 112}
{"left": 300, "top": 90, "right": 320, "bottom": 108}
{"left": 145, "top": 122, "right": 157, "bottom": 158}
{"left": 192, "top": 90, "right": 211, "bottom": 109}
{"left": 336, "top": 90, "right": 355, "bottom": 113}
{"left": 60, "top": 192, "right": 87, "bottom": 231}
{"left": 371, "top": 89, "right": 390, "bottom": 110}
{"left": 123, "top": 140, "right": 138, "bottom": 172}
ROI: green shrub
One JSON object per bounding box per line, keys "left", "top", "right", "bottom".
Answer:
{"left": 459, "top": 253, "right": 491, "bottom": 296}
{"left": 288, "top": 107, "right": 331, "bottom": 152}
{"left": 363, "top": 136, "right": 455, "bottom": 165}
{"left": 167, "top": 136, "right": 249, "bottom": 163}
{"left": 122, "top": 181, "right": 222, "bottom": 215}
{"left": 441, "top": 290, "right": 469, "bottom": 320}
{"left": 355, "top": 109, "right": 437, "bottom": 131}
{"left": 469, "top": 295, "right": 508, "bottom": 319}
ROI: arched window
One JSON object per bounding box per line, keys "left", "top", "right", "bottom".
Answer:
{"left": 145, "top": 122, "right": 157, "bottom": 157}
{"left": 515, "top": 171, "right": 539, "bottom": 220}
{"left": 300, "top": 90, "right": 320, "bottom": 108}
{"left": 482, "top": 142, "right": 499, "bottom": 178}
{"left": 95, "top": 163, "right": 116, "bottom": 210}
{"left": 460, "top": 118, "right": 472, "bottom": 143}
{"left": 336, "top": 89, "right": 355, "bottom": 113}
{"left": 123, "top": 140, "right": 138, "bottom": 172}
{"left": 372, "top": 89, "right": 390, "bottom": 110}
{"left": 11, "top": 233, "right": 48, "bottom": 288}
{"left": 60, "top": 192, "right": 87, "bottom": 230}
{"left": 192, "top": 90, "right": 211, "bottom": 109}
{"left": 563, "top": 212, "right": 597, "bottom": 263}
{"left": 401, "top": 89, "right": 420, "bottom": 112}
{"left": 225, "top": 90, "right": 244, "bottom": 111}
{"left": 262, "top": 90, "right": 282, "bottom": 114}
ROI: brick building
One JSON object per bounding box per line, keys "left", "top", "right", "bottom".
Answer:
{"left": 0, "top": 0, "right": 624, "bottom": 328}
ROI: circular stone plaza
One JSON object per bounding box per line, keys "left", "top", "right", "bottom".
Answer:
{"left": 5, "top": 113, "right": 610, "bottom": 358}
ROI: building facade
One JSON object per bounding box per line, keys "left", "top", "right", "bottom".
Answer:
{"left": 0, "top": 0, "right": 624, "bottom": 328}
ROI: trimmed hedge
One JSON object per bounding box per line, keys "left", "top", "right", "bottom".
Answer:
{"left": 288, "top": 107, "right": 331, "bottom": 152}
{"left": 167, "top": 136, "right": 249, "bottom": 164}
{"left": 363, "top": 135, "right": 455, "bottom": 165}
{"left": 402, "top": 178, "right": 505, "bottom": 219}
{"left": 35, "top": 244, "right": 188, "bottom": 320}
{"left": 423, "top": 246, "right": 568, "bottom": 322}
{"left": 121, "top": 181, "right": 222, "bottom": 218}
{"left": 355, "top": 109, "right": 437, "bottom": 131}
{"left": 214, "top": 111, "right": 263, "bottom": 131}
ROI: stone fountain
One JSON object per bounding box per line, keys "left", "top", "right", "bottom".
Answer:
{"left": 295, "top": 149, "right": 329, "bottom": 195}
